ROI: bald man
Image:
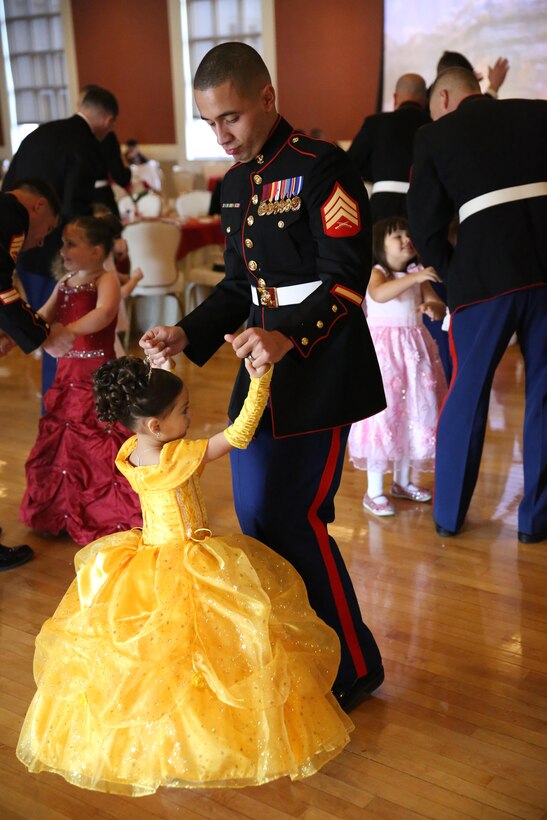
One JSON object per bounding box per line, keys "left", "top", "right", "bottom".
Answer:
{"left": 347, "top": 73, "right": 429, "bottom": 222}
{"left": 408, "top": 67, "right": 547, "bottom": 544}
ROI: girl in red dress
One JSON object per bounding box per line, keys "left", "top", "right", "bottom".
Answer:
{"left": 20, "top": 215, "right": 142, "bottom": 544}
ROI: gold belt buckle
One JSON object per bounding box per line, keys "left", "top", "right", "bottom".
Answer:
{"left": 257, "top": 284, "right": 278, "bottom": 307}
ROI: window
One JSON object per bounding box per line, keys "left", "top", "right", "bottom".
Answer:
{"left": 182, "top": 0, "right": 263, "bottom": 160}
{"left": 0, "top": 0, "right": 69, "bottom": 151}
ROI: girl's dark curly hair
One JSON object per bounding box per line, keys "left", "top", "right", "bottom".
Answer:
{"left": 94, "top": 356, "right": 183, "bottom": 430}
{"left": 372, "top": 216, "right": 418, "bottom": 279}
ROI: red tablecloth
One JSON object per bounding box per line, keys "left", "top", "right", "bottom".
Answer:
{"left": 176, "top": 217, "right": 224, "bottom": 259}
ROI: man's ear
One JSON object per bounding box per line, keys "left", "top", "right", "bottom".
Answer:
{"left": 32, "top": 197, "right": 47, "bottom": 215}
{"left": 261, "top": 83, "right": 276, "bottom": 112}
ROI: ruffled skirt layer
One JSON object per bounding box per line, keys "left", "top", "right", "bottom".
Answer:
{"left": 17, "top": 529, "right": 353, "bottom": 795}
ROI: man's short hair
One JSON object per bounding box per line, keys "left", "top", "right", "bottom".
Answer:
{"left": 194, "top": 42, "right": 271, "bottom": 97}
{"left": 430, "top": 67, "right": 481, "bottom": 97}
{"left": 437, "top": 50, "right": 474, "bottom": 74}
{"left": 12, "top": 178, "right": 61, "bottom": 214}
{"left": 80, "top": 85, "right": 119, "bottom": 117}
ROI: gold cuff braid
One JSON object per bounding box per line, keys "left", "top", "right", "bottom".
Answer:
{"left": 223, "top": 366, "right": 274, "bottom": 449}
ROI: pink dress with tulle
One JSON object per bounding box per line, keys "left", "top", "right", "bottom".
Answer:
{"left": 348, "top": 266, "right": 447, "bottom": 473}
{"left": 20, "top": 274, "right": 142, "bottom": 544}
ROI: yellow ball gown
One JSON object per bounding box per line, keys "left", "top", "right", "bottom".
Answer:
{"left": 17, "top": 435, "right": 353, "bottom": 796}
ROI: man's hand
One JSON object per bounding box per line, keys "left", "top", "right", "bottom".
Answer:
{"left": 42, "top": 323, "right": 75, "bottom": 357}
{"left": 0, "top": 330, "right": 15, "bottom": 357}
{"left": 225, "top": 328, "right": 293, "bottom": 377}
{"left": 139, "top": 325, "right": 188, "bottom": 367}
{"left": 488, "top": 57, "right": 509, "bottom": 93}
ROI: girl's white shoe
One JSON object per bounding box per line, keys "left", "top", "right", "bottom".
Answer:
{"left": 391, "top": 482, "right": 432, "bottom": 502}
{"left": 363, "top": 494, "right": 395, "bottom": 516}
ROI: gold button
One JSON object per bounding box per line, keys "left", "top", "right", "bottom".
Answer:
{"left": 277, "top": 220, "right": 285, "bottom": 228}
{"left": 226, "top": 226, "right": 231, "bottom": 234}
{"left": 292, "top": 137, "right": 299, "bottom": 143}
{"left": 251, "top": 194, "right": 259, "bottom": 205}
{"left": 301, "top": 337, "right": 309, "bottom": 345}
{"left": 256, "top": 154, "right": 264, "bottom": 164}
{"left": 253, "top": 174, "right": 262, "bottom": 185}
{"left": 258, "top": 278, "right": 266, "bottom": 287}
{"left": 245, "top": 238, "right": 254, "bottom": 248}
{"left": 247, "top": 215, "right": 254, "bottom": 226}
{"left": 331, "top": 304, "right": 338, "bottom": 313}
{"left": 248, "top": 260, "right": 257, "bottom": 271}
{"left": 316, "top": 320, "right": 324, "bottom": 329}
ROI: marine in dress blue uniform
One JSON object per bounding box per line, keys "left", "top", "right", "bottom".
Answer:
{"left": 2, "top": 88, "right": 118, "bottom": 400}
{"left": 0, "top": 185, "right": 61, "bottom": 572}
{"left": 347, "top": 74, "right": 430, "bottom": 223}
{"left": 0, "top": 192, "right": 50, "bottom": 353}
{"left": 180, "top": 113, "right": 387, "bottom": 707}
{"left": 408, "top": 69, "right": 547, "bottom": 543}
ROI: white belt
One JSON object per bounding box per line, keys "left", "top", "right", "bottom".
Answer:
{"left": 371, "top": 180, "right": 409, "bottom": 195}
{"left": 459, "top": 182, "right": 547, "bottom": 223}
{"left": 251, "top": 280, "right": 321, "bottom": 308}
{"left": 94, "top": 180, "right": 109, "bottom": 188}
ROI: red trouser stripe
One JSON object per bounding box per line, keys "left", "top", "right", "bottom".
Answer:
{"left": 307, "top": 427, "right": 368, "bottom": 677}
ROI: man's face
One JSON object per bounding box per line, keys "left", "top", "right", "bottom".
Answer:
{"left": 195, "top": 80, "right": 276, "bottom": 163}
{"left": 24, "top": 199, "right": 58, "bottom": 250}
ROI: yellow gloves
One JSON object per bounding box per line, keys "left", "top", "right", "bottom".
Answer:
{"left": 223, "top": 366, "right": 273, "bottom": 449}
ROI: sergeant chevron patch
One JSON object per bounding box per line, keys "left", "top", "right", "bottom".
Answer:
{"left": 321, "top": 183, "right": 361, "bottom": 237}
{"left": 9, "top": 233, "right": 25, "bottom": 262}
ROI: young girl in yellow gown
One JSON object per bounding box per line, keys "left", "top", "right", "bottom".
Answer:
{"left": 17, "top": 355, "right": 354, "bottom": 796}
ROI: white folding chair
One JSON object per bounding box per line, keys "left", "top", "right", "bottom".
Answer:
{"left": 171, "top": 164, "right": 196, "bottom": 194}
{"left": 122, "top": 220, "right": 184, "bottom": 344}
{"left": 184, "top": 264, "right": 225, "bottom": 314}
{"left": 135, "top": 192, "right": 163, "bottom": 218}
{"left": 175, "top": 190, "right": 212, "bottom": 219}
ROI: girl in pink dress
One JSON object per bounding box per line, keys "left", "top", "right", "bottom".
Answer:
{"left": 20, "top": 216, "right": 142, "bottom": 543}
{"left": 348, "top": 217, "right": 447, "bottom": 516}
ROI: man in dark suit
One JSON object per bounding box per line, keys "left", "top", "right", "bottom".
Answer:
{"left": 141, "top": 42, "right": 386, "bottom": 712}
{"left": 347, "top": 73, "right": 429, "bottom": 222}
{"left": 0, "top": 180, "right": 74, "bottom": 571}
{"left": 2, "top": 86, "right": 119, "bottom": 399}
{"left": 408, "top": 67, "right": 547, "bottom": 544}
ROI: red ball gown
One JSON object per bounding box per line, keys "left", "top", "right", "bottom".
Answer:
{"left": 20, "top": 275, "right": 142, "bottom": 544}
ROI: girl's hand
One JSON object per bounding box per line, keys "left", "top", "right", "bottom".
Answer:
{"left": 411, "top": 266, "right": 441, "bottom": 284}
{"left": 244, "top": 356, "right": 270, "bottom": 379}
{"left": 417, "top": 301, "right": 446, "bottom": 321}
{"left": 140, "top": 325, "right": 188, "bottom": 365}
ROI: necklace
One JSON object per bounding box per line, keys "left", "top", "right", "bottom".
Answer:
{"left": 132, "top": 444, "right": 162, "bottom": 466}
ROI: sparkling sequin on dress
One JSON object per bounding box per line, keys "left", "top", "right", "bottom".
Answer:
{"left": 19, "top": 276, "right": 142, "bottom": 543}
{"left": 17, "top": 436, "right": 353, "bottom": 796}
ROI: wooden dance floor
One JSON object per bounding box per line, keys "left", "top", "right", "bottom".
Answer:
{"left": 1, "top": 342, "right": 546, "bottom": 819}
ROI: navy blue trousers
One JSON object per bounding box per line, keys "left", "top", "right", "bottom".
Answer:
{"left": 230, "top": 413, "right": 382, "bottom": 692}
{"left": 434, "top": 286, "right": 547, "bottom": 536}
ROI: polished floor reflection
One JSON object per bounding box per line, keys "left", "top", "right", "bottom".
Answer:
{"left": 1, "top": 342, "right": 545, "bottom": 819}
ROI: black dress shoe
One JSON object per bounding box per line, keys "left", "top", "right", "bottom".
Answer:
{"left": 435, "top": 522, "right": 458, "bottom": 537}
{"left": 333, "top": 664, "right": 384, "bottom": 713}
{"left": 518, "top": 531, "right": 546, "bottom": 544}
{"left": 0, "top": 543, "right": 34, "bottom": 572}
